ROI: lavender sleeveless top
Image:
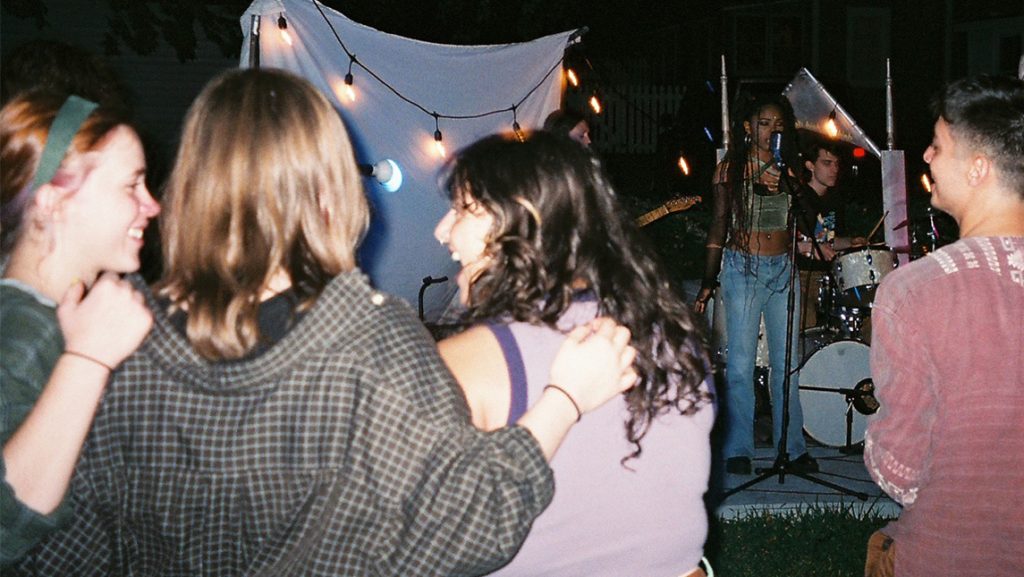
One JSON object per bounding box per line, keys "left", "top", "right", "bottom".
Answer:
{"left": 486, "top": 299, "right": 714, "bottom": 576}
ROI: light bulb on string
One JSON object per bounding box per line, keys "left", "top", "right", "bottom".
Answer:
{"left": 433, "top": 114, "right": 446, "bottom": 158}
{"left": 277, "top": 15, "right": 293, "bottom": 46}
{"left": 343, "top": 55, "right": 357, "bottom": 102}
{"left": 512, "top": 106, "right": 524, "bottom": 142}
{"left": 921, "top": 173, "right": 933, "bottom": 193}
{"left": 824, "top": 109, "right": 839, "bottom": 138}
{"left": 566, "top": 68, "right": 579, "bottom": 88}
{"left": 588, "top": 92, "right": 602, "bottom": 115}
{"left": 343, "top": 74, "right": 355, "bottom": 102}
{"left": 677, "top": 154, "right": 690, "bottom": 176}
{"left": 433, "top": 130, "right": 445, "bottom": 157}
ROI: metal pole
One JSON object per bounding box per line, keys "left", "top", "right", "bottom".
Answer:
{"left": 709, "top": 54, "right": 730, "bottom": 360}
{"left": 720, "top": 54, "right": 730, "bottom": 153}
{"left": 886, "top": 58, "right": 894, "bottom": 150}
{"left": 248, "top": 15, "right": 261, "bottom": 69}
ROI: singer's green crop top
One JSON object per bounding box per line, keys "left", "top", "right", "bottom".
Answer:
{"left": 736, "top": 163, "right": 790, "bottom": 232}
{"left": 743, "top": 183, "right": 790, "bottom": 231}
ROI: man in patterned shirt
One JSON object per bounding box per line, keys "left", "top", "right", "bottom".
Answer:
{"left": 863, "top": 74, "right": 1024, "bottom": 576}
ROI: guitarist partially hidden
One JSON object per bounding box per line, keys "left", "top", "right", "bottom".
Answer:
{"left": 635, "top": 196, "right": 701, "bottom": 227}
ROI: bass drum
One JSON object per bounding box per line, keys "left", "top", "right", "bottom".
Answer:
{"left": 797, "top": 339, "right": 871, "bottom": 447}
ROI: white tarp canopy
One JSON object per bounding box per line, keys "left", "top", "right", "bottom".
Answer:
{"left": 241, "top": 0, "right": 571, "bottom": 320}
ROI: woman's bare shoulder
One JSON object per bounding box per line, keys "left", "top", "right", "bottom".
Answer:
{"left": 438, "top": 325, "right": 511, "bottom": 431}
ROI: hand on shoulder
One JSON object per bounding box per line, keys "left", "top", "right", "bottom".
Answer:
{"left": 549, "top": 318, "right": 637, "bottom": 414}
{"left": 57, "top": 272, "right": 153, "bottom": 370}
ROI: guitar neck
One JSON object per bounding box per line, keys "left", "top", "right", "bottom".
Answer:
{"left": 635, "top": 205, "right": 669, "bottom": 227}
{"left": 635, "top": 196, "right": 699, "bottom": 227}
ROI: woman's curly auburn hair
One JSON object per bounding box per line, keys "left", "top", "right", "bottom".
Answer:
{"left": 444, "top": 131, "right": 712, "bottom": 461}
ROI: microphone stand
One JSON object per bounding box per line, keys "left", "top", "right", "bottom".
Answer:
{"left": 722, "top": 155, "right": 867, "bottom": 501}
{"left": 417, "top": 275, "right": 448, "bottom": 321}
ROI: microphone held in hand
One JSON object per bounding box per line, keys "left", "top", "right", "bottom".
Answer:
{"left": 769, "top": 131, "right": 785, "bottom": 169}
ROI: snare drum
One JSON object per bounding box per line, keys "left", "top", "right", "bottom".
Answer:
{"left": 798, "top": 338, "right": 872, "bottom": 447}
{"left": 831, "top": 246, "right": 897, "bottom": 307}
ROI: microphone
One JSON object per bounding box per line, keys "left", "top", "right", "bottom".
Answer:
{"left": 358, "top": 159, "right": 403, "bottom": 192}
{"left": 769, "top": 131, "right": 785, "bottom": 169}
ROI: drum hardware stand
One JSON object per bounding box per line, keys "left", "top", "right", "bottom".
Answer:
{"left": 722, "top": 150, "right": 868, "bottom": 501}
{"left": 800, "top": 378, "right": 878, "bottom": 455}
{"left": 925, "top": 205, "right": 940, "bottom": 253}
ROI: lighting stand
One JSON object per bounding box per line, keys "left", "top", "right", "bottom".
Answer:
{"left": 722, "top": 164, "right": 867, "bottom": 501}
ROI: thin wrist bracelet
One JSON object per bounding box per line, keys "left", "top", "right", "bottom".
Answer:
{"left": 543, "top": 384, "right": 582, "bottom": 422}
{"left": 63, "top": 350, "right": 114, "bottom": 372}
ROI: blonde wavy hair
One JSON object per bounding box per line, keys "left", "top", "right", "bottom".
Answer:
{"left": 158, "top": 68, "right": 368, "bottom": 360}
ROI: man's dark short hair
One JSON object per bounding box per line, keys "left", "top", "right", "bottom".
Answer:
{"left": 932, "top": 74, "right": 1024, "bottom": 196}
{"left": 802, "top": 138, "right": 843, "bottom": 165}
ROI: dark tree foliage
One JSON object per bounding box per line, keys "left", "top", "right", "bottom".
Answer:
{"left": 1, "top": 0, "right": 599, "bottom": 62}
{"left": 2, "top": 0, "right": 692, "bottom": 62}
{"left": 1, "top": 0, "right": 49, "bottom": 28}
{"left": 101, "top": 1, "right": 245, "bottom": 61}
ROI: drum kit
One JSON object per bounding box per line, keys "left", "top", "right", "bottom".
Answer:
{"left": 707, "top": 242, "right": 910, "bottom": 453}
{"left": 797, "top": 243, "right": 896, "bottom": 452}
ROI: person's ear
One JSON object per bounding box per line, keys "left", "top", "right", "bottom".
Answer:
{"left": 967, "top": 155, "right": 989, "bottom": 186}
{"left": 805, "top": 159, "right": 815, "bottom": 173}
{"left": 31, "top": 183, "right": 67, "bottom": 223}
{"left": 743, "top": 120, "right": 752, "bottom": 135}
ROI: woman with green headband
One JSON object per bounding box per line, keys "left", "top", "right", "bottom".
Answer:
{"left": 0, "top": 91, "right": 159, "bottom": 563}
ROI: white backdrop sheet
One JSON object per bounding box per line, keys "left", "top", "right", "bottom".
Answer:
{"left": 241, "top": 0, "right": 571, "bottom": 319}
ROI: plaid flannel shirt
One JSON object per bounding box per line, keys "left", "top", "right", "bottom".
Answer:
{"left": 16, "top": 272, "right": 553, "bottom": 576}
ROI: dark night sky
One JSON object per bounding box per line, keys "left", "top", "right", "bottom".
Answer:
{"left": 3, "top": 1, "right": 1018, "bottom": 225}
{"left": 0, "top": 1, "right": 969, "bottom": 157}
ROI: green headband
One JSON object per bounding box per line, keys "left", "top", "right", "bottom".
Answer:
{"left": 29, "top": 95, "right": 99, "bottom": 193}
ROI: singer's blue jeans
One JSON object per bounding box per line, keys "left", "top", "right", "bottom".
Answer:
{"left": 720, "top": 248, "right": 807, "bottom": 460}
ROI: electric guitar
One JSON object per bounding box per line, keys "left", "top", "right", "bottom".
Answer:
{"left": 634, "top": 196, "right": 701, "bottom": 227}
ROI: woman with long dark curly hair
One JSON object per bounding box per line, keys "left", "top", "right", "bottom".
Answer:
{"left": 17, "top": 69, "right": 639, "bottom": 576}
{"left": 435, "top": 131, "right": 715, "bottom": 577}
{"left": 692, "top": 93, "right": 818, "bottom": 476}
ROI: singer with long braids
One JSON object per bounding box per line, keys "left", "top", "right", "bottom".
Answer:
{"left": 693, "top": 93, "right": 818, "bottom": 476}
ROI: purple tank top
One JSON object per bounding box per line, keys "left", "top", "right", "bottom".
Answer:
{"left": 486, "top": 300, "right": 714, "bottom": 576}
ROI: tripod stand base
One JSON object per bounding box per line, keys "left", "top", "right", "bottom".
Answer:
{"left": 839, "top": 440, "right": 865, "bottom": 455}
{"left": 721, "top": 452, "right": 869, "bottom": 501}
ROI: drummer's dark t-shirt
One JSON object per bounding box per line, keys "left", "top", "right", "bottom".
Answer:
{"left": 796, "top": 184, "right": 849, "bottom": 271}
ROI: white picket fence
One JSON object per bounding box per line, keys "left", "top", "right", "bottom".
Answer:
{"left": 583, "top": 85, "right": 687, "bottom": 154}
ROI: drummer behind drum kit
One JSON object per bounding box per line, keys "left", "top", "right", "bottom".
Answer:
{"left": 793, "top": 210, "right": 947, "bottom": 452}
{"left": 797, "top": 244, "right": 895, "bottom": 452}
{"left": 709, "top": 212, "right": 943, "bottom": 454}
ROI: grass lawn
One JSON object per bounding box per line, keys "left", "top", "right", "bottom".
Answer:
{"left": 705, "top": 503, "right": 896, "bottom": 577}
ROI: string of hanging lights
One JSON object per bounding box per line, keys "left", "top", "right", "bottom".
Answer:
{"left": 271, "top": 1, "right": 593, "bottom": 158}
